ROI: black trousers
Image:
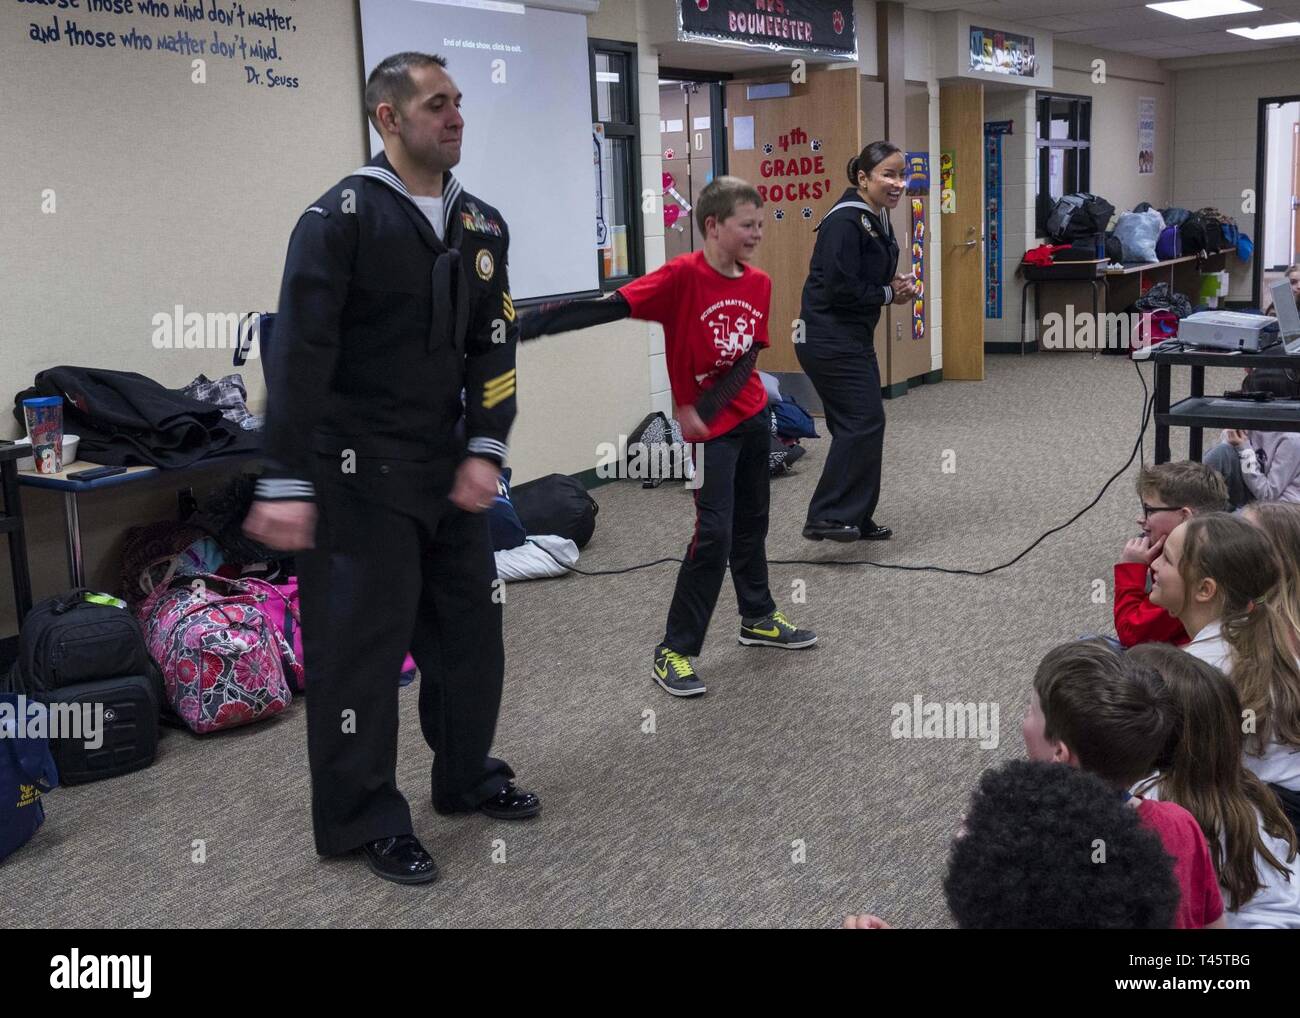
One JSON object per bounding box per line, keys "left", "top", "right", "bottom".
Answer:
{"left": 663, "top": 408, "right": 777, "bottom": 656}
{"left": 298, "top": 452, "right": 511, "bottom": 856}
{"left": 795, "top": 333, "right": 886, "bottom": 528}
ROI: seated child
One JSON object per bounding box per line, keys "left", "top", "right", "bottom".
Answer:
{"left": 1023, "top": 640, "right": 1225, "bottom": 928}
{"left": 1114, "top": 462, "right": 1228, "bottom": 648}
{"left": 1148, "top": 512, "right": 1300, "bottom": 825}
{"left": 844, "top": 760, "right": 1181, "bottom": 929}
{"left": 1129, "top": 643, "right": 1299, "bottom": 928}
{"left": 1244, "top": 501, "right": 1300, "bottom": 656}
{"left": 1204, "top": 422, "right": 1300, "bottom": 509}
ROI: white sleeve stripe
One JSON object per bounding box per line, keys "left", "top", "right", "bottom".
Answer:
{"left": 468, "top": 437, "right": 508, "bottom": 463}
{"left": 256, "top": 478, "right": 316, "bottom": 499}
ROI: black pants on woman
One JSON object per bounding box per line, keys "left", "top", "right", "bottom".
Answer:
{"left": 663, "top": 407, "right": 777, "bottom": 656}
{"left": 795, "top": 333, "right": 886, "bottom": 529}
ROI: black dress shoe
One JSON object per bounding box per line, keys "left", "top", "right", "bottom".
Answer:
{"left": 361, "top": 835, "right": 439, "bottom": 885}
{"left": 859, "top": 521, "right": 892, "bottom": 541}
{"left": 802, "top": 520, "right": 861, "bottom": 542}
{"left": 478, "top": 782, "right": 542, "bottom": 820}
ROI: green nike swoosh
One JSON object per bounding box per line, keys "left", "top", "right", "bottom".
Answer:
{"left": 749, "top": 625, "right": 781, "bottom": 638}
{"left": 654, "top": 661, "right": 669, "bottom": 679}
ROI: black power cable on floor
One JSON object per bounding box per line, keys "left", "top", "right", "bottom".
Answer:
{"left": 537, "top": 358, "right": 1157, "bottom": 578}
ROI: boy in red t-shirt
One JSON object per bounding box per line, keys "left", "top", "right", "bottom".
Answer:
{"left": 520, "top": 176, "right": 816, "bottom": 697}
{"left": 1023, "top": 641, "right": 1225, "bottom": 928}
{"left": 1113, "top": 462, "right": 1228, "bottom": 648}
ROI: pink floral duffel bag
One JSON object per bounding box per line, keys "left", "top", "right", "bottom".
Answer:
{"left": 136, "top": 573, "right": 293, "bottom": 734}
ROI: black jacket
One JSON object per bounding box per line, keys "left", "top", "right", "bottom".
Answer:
{"left": 256, "top": 152, "right": 518, "bottom": 502}
{"left": 13, "top": 366, "right": 258, "bottom": 469}
{"left": 800, "top": 188, "right": 899, "bottom": 341}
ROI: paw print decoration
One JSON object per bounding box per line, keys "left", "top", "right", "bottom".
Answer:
{"left": 762, "top": 142, "right": 774, "bottom": 155}
{"left": 800, "top": 207, "right": 813, "bottom": 220}
{"left": 773, "top": 208, "right": 785, "bottom": 220}
{"left": 810, "top": 139, "right": 823, "bottom": 151}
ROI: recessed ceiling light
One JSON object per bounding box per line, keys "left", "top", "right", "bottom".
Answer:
{"left": 1228, "top": 20, "right": 1300, "bottom": 37}
{"left": 1147, "top": 0, "right": 1261, "bottom": 18}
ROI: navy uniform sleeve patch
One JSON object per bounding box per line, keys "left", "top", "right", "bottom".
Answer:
{"left": 305, "top": 205, "right": 330, "bottom": 218}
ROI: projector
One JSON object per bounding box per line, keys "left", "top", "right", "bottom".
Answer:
{"left": 1178, "top": 311, "right": 1282, "bottom": 352}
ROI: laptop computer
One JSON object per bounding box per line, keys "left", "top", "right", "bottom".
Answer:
{"left": 1271, "top": 279, "right": 1300, "bottom": 354}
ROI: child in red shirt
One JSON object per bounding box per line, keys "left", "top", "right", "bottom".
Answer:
{"left": 1023, "top": 641, "right": 1225, "bottom": 928}
{"left": 520, "top": 176, "right": 817, "bottom": 697}
{"left": 1114, "top": 462, "right": 1228, "bottom": 648}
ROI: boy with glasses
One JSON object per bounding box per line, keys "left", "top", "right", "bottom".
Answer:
{"left": 1113, "top": 462, "right": 1228, "bottom": 648}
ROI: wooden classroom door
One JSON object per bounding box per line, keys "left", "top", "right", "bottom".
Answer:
{"left": 938, "top": 82, "right": 985, "bottom": 380}
{"left": 1292, "top": 122, "right": 1299, "bottom": 263}
{"left": 726, "top": 68, "right": 861, "bottom": 373}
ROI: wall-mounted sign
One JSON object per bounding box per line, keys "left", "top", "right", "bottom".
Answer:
{"left": 906, "top": 152, "right": 929, "bottom": 195}
{"left": 911, "top": 198, "right": 926, "bottom": 340}
{"left": 985, "top": 120, "right": 1014, "bottom": 135}
{"left": 939, "top": 151, "right": 956, "bottom": 214}
{"left": 1138, "top": 97, "right": 1156, "bottom": 176}
{"left": 984, "top": 127, "right": 1004, "bottom": 319}
{"left": 678, "top": 0, "right": 858, "bottom": 60}
{"left": 969, "top": 27, "right": 1036, "bottom": 78}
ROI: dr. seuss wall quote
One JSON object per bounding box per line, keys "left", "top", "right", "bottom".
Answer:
{"left": 16, "top": 0, "right": 304, "bottom": 90}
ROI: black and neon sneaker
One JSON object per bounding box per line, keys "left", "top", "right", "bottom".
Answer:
{"left": 652, "top": 645, "right": 707, "bottom": 697}
{"left": 738, "top": 610, "right": 818, "bottom": 649}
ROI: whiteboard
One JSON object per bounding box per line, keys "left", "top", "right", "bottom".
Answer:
{"left": 359, "top": 0, "right": 599, "bottom": 300}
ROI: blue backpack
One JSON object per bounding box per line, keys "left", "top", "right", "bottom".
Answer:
{"left": 0, "top": 694, "right": 59, "bottom": 864}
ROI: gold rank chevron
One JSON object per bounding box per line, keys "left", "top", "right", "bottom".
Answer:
{"left": 482, "top": 368, "right": 516, "bottom": 409}
{"left": 502, "top": 292, "right": 516, "bottom": 322}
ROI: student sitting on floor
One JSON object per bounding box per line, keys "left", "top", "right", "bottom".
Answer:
{"left": 1204, "top": 423, "right": 1300, "bottom": 509}
{"left": 1020, "top": 640, "right": 1225, "bottom": 928}
{"left": 1129, "top": 643, "right": 1300, "bottom": 928}
{"left": 1245, "top": 501, "right": 1300, "bottom": 656}
{"left": 843, "top": 760, "right": 1181, "bottom": 929}
{"left": 1149, "top": 513, "right": 1300, "bottom": 829}
{"left": 1114, "top": 462, "right": 1228, "bottom": 648}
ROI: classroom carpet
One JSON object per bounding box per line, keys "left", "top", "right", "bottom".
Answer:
{"left": 0, "top": 352, "right": 1248, "bottom": 929}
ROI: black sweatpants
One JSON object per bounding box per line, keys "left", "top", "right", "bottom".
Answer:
{"left": 297, "top": 451, "right": 512, "bottom": 856}
{"left": 795, "top": 333, "right": 886, "bottom": 529}
{"left": 662, "top": 408, "right": 777, "bottom": 657}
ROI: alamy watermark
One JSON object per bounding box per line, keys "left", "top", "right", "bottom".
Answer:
{"left": 1040, "top": 306, "right": 1164, "bottom": 352}
{"left": 595, "top": 435, "right": 704, "bottom": 489}
{"left": 890, "top": 695, "right": 1000, "bottom": 749}
{"left": 151, "top": 305, "right": 263, "bottom": 355}
{"left": 0, "top": 696, "right": 103, "bottom": 750}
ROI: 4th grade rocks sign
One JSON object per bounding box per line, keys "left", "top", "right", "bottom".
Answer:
{"left": 754, "top": 127, "right": 832, "bottom": 204}
{"left": 678, "top": 0, "right": 857, "bottom": 60}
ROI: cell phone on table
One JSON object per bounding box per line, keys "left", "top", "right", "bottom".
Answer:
{"left": 67, "top": 465, "right": 127, "bottom": 481}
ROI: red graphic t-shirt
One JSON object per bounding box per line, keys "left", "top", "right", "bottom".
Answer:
{"left": 619, "top": 250, "right": 771, "bottom": 441}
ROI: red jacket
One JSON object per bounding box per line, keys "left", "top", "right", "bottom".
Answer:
{"left": 1114, "top": 562, "right": 1190, "bottom": 648}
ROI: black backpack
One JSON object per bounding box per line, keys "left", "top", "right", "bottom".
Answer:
{"left": 1046, "top": 193, "right": 1115, "bottom": 243}
{"left": 1180, "top": 213, "right": 1224, "bottom": 257}
{"left": 510, "top": 474, "right": 599, "bottom": 549}
{"left": 4, "top": 589, "right": 160, "bottom": 697}
{"left": 2, "top": 590, "right": 163, "bottom": 785}
{"left": 1247, "top": 367, "right": 1300, "bottom": 398}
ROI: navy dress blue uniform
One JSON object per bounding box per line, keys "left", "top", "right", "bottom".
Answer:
{"left": 796, "top": 188, "right": 899, "bottom": 530}
{"left": 256, "top": 153, "right": 521, "bottom": 856}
